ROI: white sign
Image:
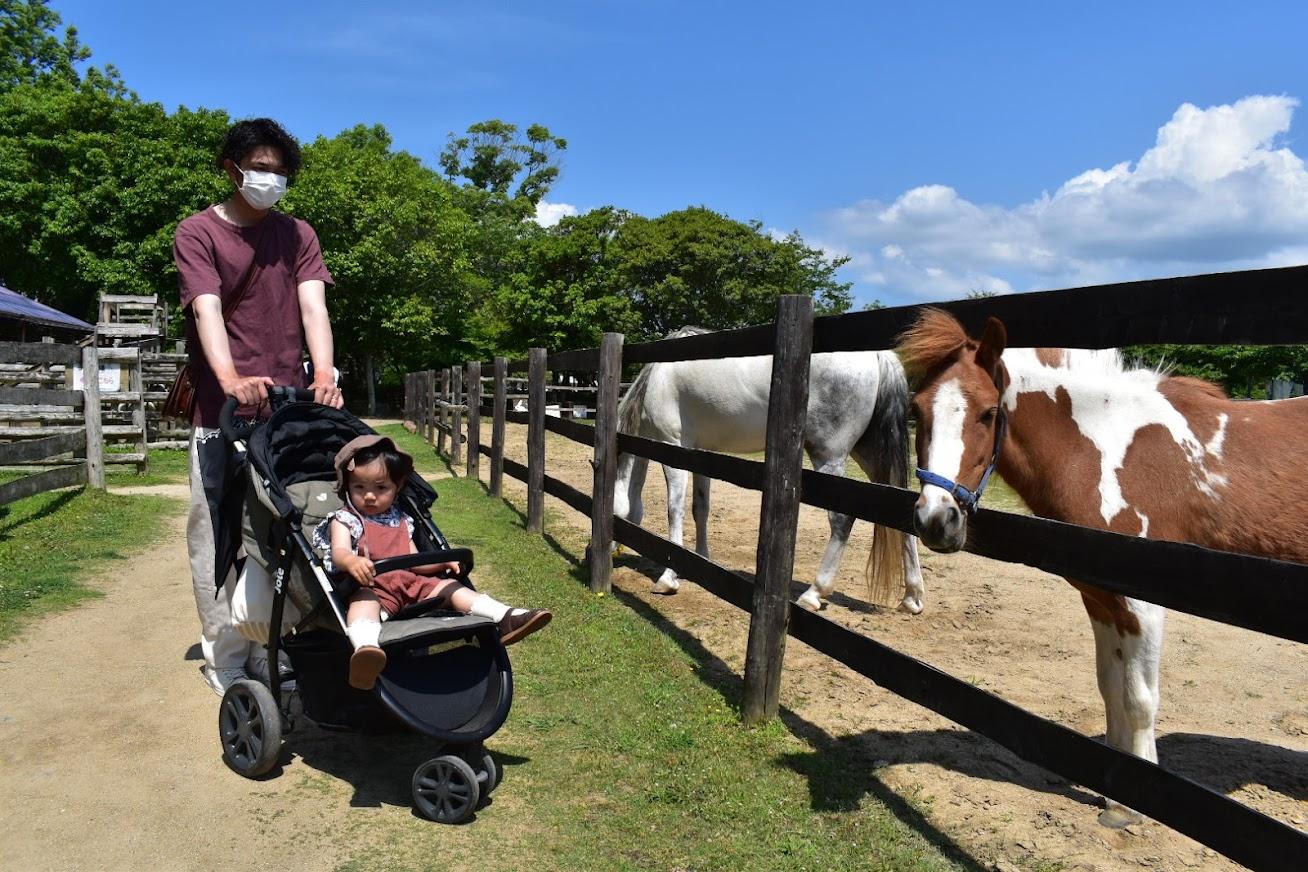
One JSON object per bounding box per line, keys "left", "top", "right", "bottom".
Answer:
{"left": 71, "top": 364, "right": 122, "bottom": 392}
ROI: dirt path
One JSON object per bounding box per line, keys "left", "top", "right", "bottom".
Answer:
{"left": 0, "top": 486, "right": 345, "bottom": 870}
{"left": 494, "top": 419, "right": 1308, "bottom": 871}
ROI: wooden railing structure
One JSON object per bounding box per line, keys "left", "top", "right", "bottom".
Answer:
{"left": 407, "top": 264, "right": 1308, "bottom": 870}
{"left": 0, "top": 339, "right": 109, "bottom": 505}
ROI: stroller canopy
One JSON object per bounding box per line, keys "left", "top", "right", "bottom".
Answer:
{"left": 246, "top": 402, "right": 436, "bottom": 523}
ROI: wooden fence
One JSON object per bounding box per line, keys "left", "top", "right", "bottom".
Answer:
{"left": 0, "top": 340, "right": 107, "bottom": 506}
{"left": 406, "top": 263, "right": 1308, "bottom": 870}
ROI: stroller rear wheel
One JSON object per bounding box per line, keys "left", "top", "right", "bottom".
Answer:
{"left": 219, "top": 679, "right": 283, "bottom": 777}
{"left": 412, "top": 755, "right": 480, "bottom": 823}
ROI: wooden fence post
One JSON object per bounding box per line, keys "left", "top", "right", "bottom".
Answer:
{"left": 491, "top": 357, "right": 506, "bottom": 497}
{"left": 405, "top": 372, "right": 413, "bottom": 425}
{"left": 418, "top": 371, "right": 428, "bottom": 437}
{"left": 426, "top": 369, "right": 437, "bottom": 446}
{"left": 81, "top": 345, "right": 106, "bottom": 490}
{"left": 436, "top": 368, "right": 449, "bottom": 455}
{"left": 451, "top": 366, "right": 463, "bottom": 469}
{"left": 588, "top": 332, "right": 624, "bottom": 592}
{"left": 742, "top": 295, "right": 813, "bottom": 725}
{"left": 527, "top": 347, "right": 546, "bottom": 533}
{"left": 466, "top": 361, "right": 481, "bottom": 480}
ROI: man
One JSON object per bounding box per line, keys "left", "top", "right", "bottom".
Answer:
{"left": 174, "top": 118, "right": 343, "bottom": 695}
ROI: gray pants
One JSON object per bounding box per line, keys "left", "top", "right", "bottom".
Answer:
{"left": 187, "top": 427, "right": 251, "bottom": 670}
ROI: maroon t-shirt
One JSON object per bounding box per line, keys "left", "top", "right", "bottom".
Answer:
{"left": 173, "top": 207, "right": 333, "bottom": 427}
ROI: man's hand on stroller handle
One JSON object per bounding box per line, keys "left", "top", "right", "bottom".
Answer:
{"left": 220, "top": 374, "right": 275, "bottom": 406}
{"left": 309, "top": 377, "right": 344, "bottom": 409}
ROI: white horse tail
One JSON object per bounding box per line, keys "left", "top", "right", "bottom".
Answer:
{"left": 862, "top": 352, "right": 910, "bottom": 607}
{"left": 617, "top": 362, "right": 651, "bottom": 435}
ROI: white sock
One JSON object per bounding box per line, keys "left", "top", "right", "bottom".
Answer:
{"left": 346, "top": 620, "right": 381, "bottom": 650}
{"left": 467, "top": 593, "right": 516, "bottom": 623}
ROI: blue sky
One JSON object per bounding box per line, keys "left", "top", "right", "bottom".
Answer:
{"left": 52, "top": 0, "right": 1308, "bottom": 307}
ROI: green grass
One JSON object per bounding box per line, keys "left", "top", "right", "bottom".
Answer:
{"left": 1, "top": 448, "right": 189, "bottom": 489}
{"left": 0, "top": 486, "right": 179, "bottom": 642}
{"left": 106, "top": 447, "right": 189, "bottom": 486}
{"left": 334, "top": 476, "right": 971, "bottom": 872}
{"left": 373, "top": 422, "right": 446, "bottom": 475}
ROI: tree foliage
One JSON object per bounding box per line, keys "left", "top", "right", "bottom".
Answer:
{"left": 473, "top": 206, "right": 639, "bottom": 356}
{"left": 0, "top": 14, "right": 228, "bottom": 320}
{"left": 283, "top": 125, "right": 479, "bottom": 381}
{"left": 1128, "top": 343, "right": 1308, "bottom": 398}
{"left": 614, "top": 207, "right": 852, "bottom": 337}
{"left": 0, "top": 0, "right": 89, "bottom": 90}
{"left": 438, "top": 119, "right": 566, "bottom": 209}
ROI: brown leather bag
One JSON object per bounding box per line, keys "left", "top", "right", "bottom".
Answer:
{"left": 163, "top": 234, "right": 264, "bottom": 423}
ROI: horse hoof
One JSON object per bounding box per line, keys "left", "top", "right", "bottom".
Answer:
{"left": 1098, "top": 803, "right": 1143, "bottom": 829}
{"left": 898, "top": 597, "right": 924, "bottom": 615}
{"left": 651, "top": 579, "right": 679, "bottom": 595}
{"left": 796, "top": 593, "right": 823, "bottom": 612}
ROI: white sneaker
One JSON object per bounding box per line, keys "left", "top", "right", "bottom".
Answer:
{"left": 202, "top": 665, "right": 247, "bottom": 697}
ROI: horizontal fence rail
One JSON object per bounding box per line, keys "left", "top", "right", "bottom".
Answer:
{"left": 532, "top": 264, "right": 1308, "bottom": 368}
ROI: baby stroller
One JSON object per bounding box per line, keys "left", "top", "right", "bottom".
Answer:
{"left": 216, "top": 387, "right": 511, "bottom": 824}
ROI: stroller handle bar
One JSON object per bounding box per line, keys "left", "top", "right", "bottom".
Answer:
{"left": 371, "top": 547, "right": 475, "bottom": 577}
{"left": 219, "top": 386, "right": 316, "bottom": 443}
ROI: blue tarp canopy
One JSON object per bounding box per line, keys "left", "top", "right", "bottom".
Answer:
{"left": 0, "top": 284, "right": 94, "bottom": 333}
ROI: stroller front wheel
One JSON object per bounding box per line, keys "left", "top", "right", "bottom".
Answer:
{"left": 219, "top": 679, "right": 283, "bottom": 777}
{"left": 412, "top": 755, "right": 480, "bottom": 824}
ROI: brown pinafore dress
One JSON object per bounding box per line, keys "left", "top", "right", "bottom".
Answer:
{"left": 357, "top": 519, "right": 442, "bottom": 615}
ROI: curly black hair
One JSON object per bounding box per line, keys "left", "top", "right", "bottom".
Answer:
{"left": 216, "top": 118, "right": 303, "bottom": 175}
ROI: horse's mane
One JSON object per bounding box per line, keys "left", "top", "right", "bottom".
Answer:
{"left": 897, "top": 308, "right": 1230, "bottom": 400}
{"left": 895, "top": 308, "right": 972, "bottom": 382}
{"left": 618, "top": 326, "right": 713, "bottom": 433}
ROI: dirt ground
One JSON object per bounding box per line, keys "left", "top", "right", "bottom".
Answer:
{"left": 1, "top": 424, "right": 1303, "bottom": 872}
{"left": 501, "top": 420, "right": 1308, "bottom": 872}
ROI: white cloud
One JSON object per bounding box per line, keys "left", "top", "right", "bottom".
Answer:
{"left": 822, "top": 95, "right": 1308, "bottom": 303}
{"left": 533, "top": 201, "right": 579, "bottom": 228}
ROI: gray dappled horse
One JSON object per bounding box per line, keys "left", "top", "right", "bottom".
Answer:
{"left": 614, "top": 327, "right": 925, "bottom": 613}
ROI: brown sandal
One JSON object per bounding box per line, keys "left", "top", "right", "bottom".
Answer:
{"left": 498, "top": 609, "right": 552, "bottom": 646}
{"left": 348, "top": 645, "right": 387, "bottom": 690}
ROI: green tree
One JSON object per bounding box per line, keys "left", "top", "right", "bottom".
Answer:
{"left": 0, "top": 2, "right": 229, "bottom": 320}
{"left": 1128, "top": 343, "right": 1308, "bottom": 398}
{"left": 613, "top": 207, "right": 852, "bottom": 337}
{"left": 438, "top": 119, "right": 567, "bottom": 207}
{"left": 283, "top": 124, "right": 480, "bottom": 409}
{"left": 473, "top": 206, "right": 640, "bottom": 356}
{"left": 0, "top": 0, "right": 90, "bottom": 90}
{"left": 0, "top": 76, "right": 229, "bottom": 319}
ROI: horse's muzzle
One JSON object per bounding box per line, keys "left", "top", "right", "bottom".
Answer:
{"left": 914, "top": 501, "right": 966, "bottom": 553}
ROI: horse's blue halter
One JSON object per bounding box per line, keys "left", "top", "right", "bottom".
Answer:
{"left": 915, "top": 409, "right": 1008, "bottom": 514}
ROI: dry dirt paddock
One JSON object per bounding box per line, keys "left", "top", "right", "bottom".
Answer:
{"left": 496, "top": 420, "right": 1307, "bottom": 872}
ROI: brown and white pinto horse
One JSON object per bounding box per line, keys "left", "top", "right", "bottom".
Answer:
{"left": 897, "top": 308, "right": 1308, "bottom": 827}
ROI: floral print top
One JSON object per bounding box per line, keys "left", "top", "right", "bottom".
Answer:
{"left": 311, "top": 505, "right": 415, "bottom": 572}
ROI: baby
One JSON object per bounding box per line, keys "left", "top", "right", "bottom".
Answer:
{"left": 317, "top": 434, "right": 550, "bottom": 690}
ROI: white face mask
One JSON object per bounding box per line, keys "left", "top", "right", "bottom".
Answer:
{"left": 235, "top": 164, "right": 288, "bottom": 210}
